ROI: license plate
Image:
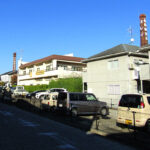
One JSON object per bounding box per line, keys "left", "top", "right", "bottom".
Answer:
{"left": 125, "top": 120, "right": 132, "bottom": 125}
{"left": 59, "top": 104, "right": 63, "bottom": 107}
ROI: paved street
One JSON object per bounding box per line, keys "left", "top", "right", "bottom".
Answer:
{"left": 0, "top": 102, "right": 135, "bottom": 150}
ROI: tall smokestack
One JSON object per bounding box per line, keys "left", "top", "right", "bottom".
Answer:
{"left": 140, "top": 14, "right": 148, "bottom": 47}
{"left": 13, "top": 52, "right": 16, "bottom": 71}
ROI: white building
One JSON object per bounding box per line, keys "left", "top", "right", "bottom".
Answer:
{"left": 18, "top": 54, "right": 86, "bottom": 85}
{"left": 0, "top": 70, "right": 17, "bottom": 84}
{"left": 82, "top": 44, "right": 150, "bottom": 107}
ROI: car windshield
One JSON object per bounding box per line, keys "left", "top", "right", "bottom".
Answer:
{"left": 17, "top": 87, "right": 24, "bottom": 90}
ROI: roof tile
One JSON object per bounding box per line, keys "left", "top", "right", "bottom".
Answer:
{"left": 20, "top": 55, "right": 85, "bottom": 69}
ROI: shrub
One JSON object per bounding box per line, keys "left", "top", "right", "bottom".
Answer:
{"left": 24, "top": 84, "right": 49, "bottom": 93}
{"left": 22, "top": 77, "right": 83, "bottom": 93}
{"left": 48, "top": 77, "right": 82, "bottom": 92}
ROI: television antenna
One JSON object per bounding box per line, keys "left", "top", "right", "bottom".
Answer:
{"left": 128, "top": 26, "right": 135, "bottom": 44}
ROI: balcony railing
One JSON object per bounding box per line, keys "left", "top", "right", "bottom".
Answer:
{"left": 19, "top": 67, "right": 86, "bottom": 76}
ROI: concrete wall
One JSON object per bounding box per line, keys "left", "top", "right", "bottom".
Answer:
{"left": 83, "top": 55, "right": 139, "bottom": 107}
{"left": 1, "top": 74, "right": 11, "bottom": 83}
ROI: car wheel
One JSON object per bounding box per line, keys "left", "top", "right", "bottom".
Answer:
{"left": 71, "top": 108, "right": 78, "bottom": 117}
{"left": 100, "top": 107, "right": 107, "bottom": 117}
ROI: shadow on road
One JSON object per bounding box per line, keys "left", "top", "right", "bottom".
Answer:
{"left": 1, "top": 97, "right": 150, "bottom": 150}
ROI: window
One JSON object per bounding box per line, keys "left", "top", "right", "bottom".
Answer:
{"left": 84, "top": 82, "right": 87, "bottom": 92}
{"left": 52, "top": 95, "right": 58, "bottom": 100}
{"left": 44, "top": 95, "right": 50, "bottom": 100}
{"left": 58, "top": 93, "right": 67, "bottom": 101}
{"left": 119, "top": 95, "right": 142, "bottom": 108}
{"left": 108, "top": 85, "right": 120, "bottom": 95}
{"left": 23, "top": 71, "right": 26, "bottom": 75}
{"left": 46, "top": 65, "right": 52, "bottom": 71}
{"left": 70, "top": 94, "right": 79, "bottom": 101}
{"left": 58, "top": 65, "right": 67, "bottom": 70}
{"left": 72, "top": 66, "right": 82, "bottom": 71}
{"left": 70, "top": 93, "right": 86, "bottom": 101}
{"left": 86, "top": 94, "right": 97, "bottom": 101}
{"left": 29, "top": 69, "right": 32, "bottom": 74}
{"left": 37, "top": 68, "right": 40, "bottom": 71}
{"left": 69, "top": 93, "right": 96, "bottom": 101}
{"left": 147, "top": 97, "right": 150, "bottom": 105}
{"left": 108, "top": 60, "right": 119, "bottom": 70}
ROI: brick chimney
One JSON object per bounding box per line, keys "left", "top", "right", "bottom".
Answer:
{"left": 140, "top": 14, "right": 148, "bottom": 47}
{"left": 13, "top": 52, "right": 16, "bottom": 71}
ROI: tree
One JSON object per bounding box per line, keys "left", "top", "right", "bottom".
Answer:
{"left": 11, "top": 74, "right": 17, "bottom": 85}
{"left": 0, "top": 81, "right": 5, "bottom": 86}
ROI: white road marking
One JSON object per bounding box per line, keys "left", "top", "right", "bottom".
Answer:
{"left": 38, "top": 132, "right": 58, "bottom": 136}
{"left": 19, "top": 119, "right": 40, "bottom": 127}
{"left": 58, "top": 144, "right": 77, "bottom": 149}
{"left": 0, "top": 110, "right": 13, "bottom": 116}
{"left": 38, "top": 132, "right": 78, "bottom": 150}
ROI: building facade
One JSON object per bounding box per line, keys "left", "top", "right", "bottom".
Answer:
{"left": 0, "top": 70, "right": 17, "bottom": 84}
{"left": 82, "top": 44, "right": 150, "bottom": 107}
{"left": 18, "top": 54, "right": 86, "bottom": 85}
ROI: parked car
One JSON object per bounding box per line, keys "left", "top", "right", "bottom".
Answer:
{"left": 26, "top": 90, "right": 46, "bottom": 99}
{"left": 0, "top": 86, "right": 3, "bottom": 99}
{"left": 35, "top": 88, "right": 67, "bottom": 99}
{"left": 12, "top": 86, "right": 28, "bottom": 98}
{"left": 10, "top": 87, "right": 16, "bottom": 94}
{"left": 57, "top": 92, "right": 109, "bottom": 117}
{"left": 117, "top": 94, "right": 150, "bottom": 131}
{"left": 41, "top": 92, "right": 59, "bottom": 111}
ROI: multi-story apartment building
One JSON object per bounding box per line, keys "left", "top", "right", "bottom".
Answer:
{"left": 82, "top": 44, "right": 150, "bottom": 107}
{"left": 18, "top": 54, "right": 86, "bottom": 85}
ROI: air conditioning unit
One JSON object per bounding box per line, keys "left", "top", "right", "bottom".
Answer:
{"left": 128, "top": 63, "right": 134, "bottom": 70}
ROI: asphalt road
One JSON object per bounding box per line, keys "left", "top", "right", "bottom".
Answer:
{"left": 0, "top": 101, "right": 135, "bottom": 150}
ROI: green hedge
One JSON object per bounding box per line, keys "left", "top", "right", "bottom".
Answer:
{"left": 23, "top": 77, "right": 82, "bottom": 93}
{"left": 24, "top": 84, "right": 49, "bottom": 93}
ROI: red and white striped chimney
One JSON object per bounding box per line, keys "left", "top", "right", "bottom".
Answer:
{"left": 140, "top": 14, "right": 148, "bottom": 47}
{"left": 13, "top": 52, "right": 16, "bottom": 71}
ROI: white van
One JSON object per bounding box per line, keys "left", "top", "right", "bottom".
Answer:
{"left": 41, "top": 92, "right": 58, "bottom": 111}
{"left": 117, "top": 94, "right": 150, "bottom": 131}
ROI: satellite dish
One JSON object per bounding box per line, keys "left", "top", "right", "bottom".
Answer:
{"left": 130, "top": 38, "right": 135, "bottom": 42}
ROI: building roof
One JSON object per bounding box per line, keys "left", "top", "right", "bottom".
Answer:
{"left": 0, "top": 70, "right": 17, "bottom": 76}
{"left": 83, "top": 44, "right": 145, "bottom": 63}
{"left": 89, "top": 44, "right": 139, "bottom": 59}
{"left": 20, "top": 54, "right": 85, "bottom": 69}
{"left": 139, "top": 44, "right": 150, "bottom": 52}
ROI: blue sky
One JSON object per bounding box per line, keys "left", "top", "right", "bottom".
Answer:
{"left": 0, "top": 0, "right": 150, "bottom": 74}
